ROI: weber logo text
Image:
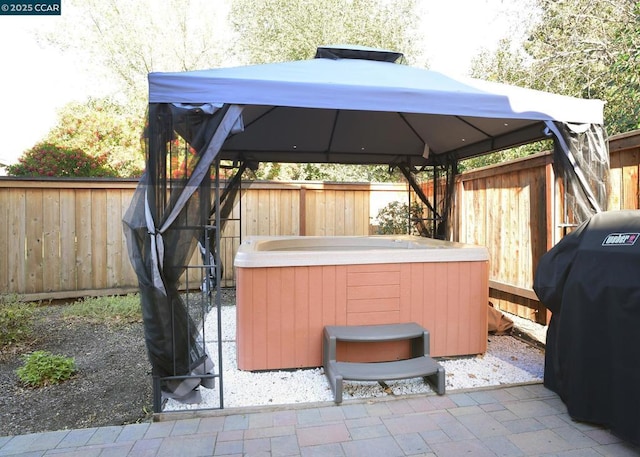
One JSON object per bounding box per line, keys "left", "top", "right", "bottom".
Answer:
{"left": 602, "top": 233, "right": 639, "bottom": 246}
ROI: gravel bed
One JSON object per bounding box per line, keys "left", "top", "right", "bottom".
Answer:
{"left": 164, "top": 304, "right": 545, "bottom": 412}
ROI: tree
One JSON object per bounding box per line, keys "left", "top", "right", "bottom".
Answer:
{"left": 472, "top": 0, "right": 639, "bottom": 136}
{"left": 6, "top": 142, "right": 117, "bottom": 178}
{"left": 253, "top": 162, "right": 402, "bottom": 182}
{"left": 605, "top": 1, "right": 640, "bottom": 132}
{"left": 40, "top": 0, "right": 230, "bottom": 178}
{"left": 229, "top": 0, "right": 424, "bottom": 65}
{"left": 43, "top": 0, "right": 231, "bottom": 109}
{"left": 471, "top": 38, "right": 532, "bottom": 89}
{"left": 374, "top": 200, "right": 426, "bottom": 235}
{"left": 43, "top": 98, "right": 145, "bottom": 178}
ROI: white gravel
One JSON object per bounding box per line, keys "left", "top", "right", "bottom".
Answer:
{"left": 164, "top": 306, "right": 545, "bottom": 412}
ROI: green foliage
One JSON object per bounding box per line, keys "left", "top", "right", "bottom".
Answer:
{"left": 41, "top": 1, "right": 227, "bottom": 177}
{"left": 0, "top": 296, "right": 34, "bottom": 348}
{"left": 6, "top": 142, "right": 117, "bottom": 178}
{"left": 523, "top": 0, "right": 638, "bottom": 134}
{"left": 376, "top": 201, "right": 409, "bottom": 234}
{"left": 471, "top": 0, "right": 640, "bottom": 136}
{"left": 522, "top": 0, "right": 621, "bottom": 95}
{"left": 16, "top": 351, "right": 76, "bottom": 387}
{"left": 459, "top": 140, "right": 552, "bottom": 172}
{"left": 605, "top": 1, "right": 640, "bottom": 132}
{"left": 254, "top": 162, "right": 403, "bottom": 182}
{"left": 376, "top": 201, "right": 425, "bottom": 235}
{"left": 229, "top": 0, "right": 423, "bottom": 65}
{"left": 470, "top": 38, "right": 532, "bottom": 88}
{"left": 63, "top": 294, "right": 141, "bottom": 325}
{"left": 45, "top": 0, "right": 229, "bottom": 104}
{"left": 43, "top": 98, "right": 145, "bottom": 178}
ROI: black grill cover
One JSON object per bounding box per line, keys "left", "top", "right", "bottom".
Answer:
{"left": 533, "top": 210, "right": 640, "bottom": 445}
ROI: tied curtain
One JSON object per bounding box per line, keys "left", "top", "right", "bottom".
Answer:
{"left": 123, "top": 103, "right": 244, "bottom": 402}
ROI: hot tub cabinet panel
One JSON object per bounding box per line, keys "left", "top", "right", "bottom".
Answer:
{"left": 235, "top": 236, "right": 489, "bottom": 371}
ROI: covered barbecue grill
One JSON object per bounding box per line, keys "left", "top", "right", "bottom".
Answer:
{"left": 533, "top": 209, "right": 640, "bottom": 445}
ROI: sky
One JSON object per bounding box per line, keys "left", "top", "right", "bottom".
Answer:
{"left": 0, "top": 0, "right": 529, "bottom": 167}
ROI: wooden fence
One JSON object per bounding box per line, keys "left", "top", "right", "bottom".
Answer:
{"left": 0, "top": 180, "right": 139, "bottom": 300}
{"left": 1, "top": 129, "right": 639, "bottom": 321}
{"left": 453, "top": 130, "right": 640, "bottom": 323}
{"left": 0, "top": 179, "right": 408, "bottom": 300}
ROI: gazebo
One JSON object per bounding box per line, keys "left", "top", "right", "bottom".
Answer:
{"left": 123, "top": 45, "right": 608, "bottom": 410}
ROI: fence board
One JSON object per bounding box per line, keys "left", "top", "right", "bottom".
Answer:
{"left": 242, "top": 186, "right": 257, "bottom": 237}
{"left": 257, "top": 189, "right": 270, "bottom": 236}
{"left": 304, "top": 189, "right": 316, "bottom": 235}
{"left": 0, "top": 186, "right": 9, "bottom": 292}
{"left": 621, "top": 149, "right": 639, "bottom": 209}
{"left": 75, "top": 189, "right": 93, "bottom": 290}
{"left": 106, "top": 189, "right": 124, "bottom": 288}
{"left": 308, "top": 190, "right": 325, "bottom": 235}
{"left": 355, "top": 190, "right": 367, "bottom": 235}
{"left": 42, "top": 189, "right": 61, "bottom": 293}
{"left": 325, "top": 190, "right": 336, "bottom": 236}
{"left": 608, "top": 151, "right": 622, "bottom": 210}
{"left": 7, "top": 189, "right": 26, "bottom": 293}
{"left": 334, "top": 191, "right": 345, "bottom": 235}
{"left": 59, "top": 189, "right": 77, "bottom": 291}
{"left": 268, "top": 189, "right": 279, "bottom": 235}
{"left": 279, "top": 189, "right": 291, "bottom": 235}
{"left": 25, "top": 189, "right": 43, "bottom": 294}
{"left": 503, "top": 175, "right": 516, "bottom": 314}
{"left": 91, "top": 190, "right": 108, "bottom": 290}
{"left": 120, "top": 191, "right": 136, "bottom": 282}
{"left": 221, "top": 194, "right": 241, "bottom": 287}
{"left": 487, "top": 174, "right": 501, "bottom": 280}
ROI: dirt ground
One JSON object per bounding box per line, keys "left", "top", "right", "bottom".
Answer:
{"left": 0, "top": 304, "right": 153, "bottom": 437}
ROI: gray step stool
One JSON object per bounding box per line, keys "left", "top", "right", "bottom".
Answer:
{"left": 322, "top": 322, "right": 446, "bottom": 404}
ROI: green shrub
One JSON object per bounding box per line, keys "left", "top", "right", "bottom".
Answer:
{"left": 16, "top": 350, "right": 76, "bottom": 387}
{"left": 6, "top": 142, "right": 118, "bottom": 178}
{"left": 0, "top": 295, "right": 34, "bottom": 348}
{"left": 376, "top": 201, "right": 411, "bottom": 235}
{"left": 43, "top": 98, "right": 145, "bottom": 178}
{"left": 63, "top": 294, "right": 141, "bottom": 324}
{"left": 376, "top": 201, "right": 428, "bottom": 236}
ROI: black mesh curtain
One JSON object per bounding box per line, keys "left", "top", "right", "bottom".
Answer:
{"left": 123, "top": 103, "right": 244, "bottom": 403}
{"left": 546, "top": 121, "right": 610, "bottom": 224}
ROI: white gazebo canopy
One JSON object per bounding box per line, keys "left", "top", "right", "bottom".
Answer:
{"left": 148, "top": 45, "right": 605, "bottom": 167}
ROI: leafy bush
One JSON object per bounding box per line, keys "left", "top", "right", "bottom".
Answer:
{"left": 6, "top": 142, "right": 118, "bottom": 178}
{"left": 376, "top": 201, "right": 410, "bottom": 235}
{"left": 16, "top": 350, "right": 76, "bottom": 387}
{"left": 376, "top": 201, "right": 428, "bottom": 236}
{"left": 63, "top": 294, "right": 141, "bottom": 325}
{"left": 0, "top": 295, "right": 34, "bottom": 348}
{"left": 43, "top": 98, "right": 145, "bottom": 178}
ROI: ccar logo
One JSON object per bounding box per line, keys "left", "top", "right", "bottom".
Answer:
{"left": 602, "top": 233, "right": 640, "bottom": 246}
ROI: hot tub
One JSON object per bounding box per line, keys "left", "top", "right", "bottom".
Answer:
{"left": 234, "top": 235, "right": 489, "bottom": 371}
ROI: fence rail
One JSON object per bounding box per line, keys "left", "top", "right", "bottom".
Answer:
{"left": 1, "top": 129, "right": 639, "bottom": 323}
